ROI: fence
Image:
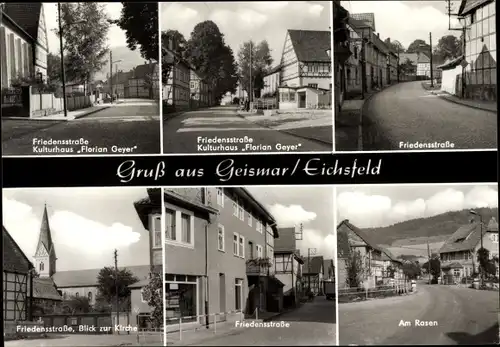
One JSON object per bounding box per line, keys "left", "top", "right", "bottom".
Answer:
{"left": 164, "top": 310, "right": 244, "bottom": 341}
{"left": 252, "top": 98, "right": 278, "bottom": 110}
{"left": 31, "top": 93, "right": 95, "bottom": 117}
{"left": 136, "top": 327, "right": 164, "bottom": 346}
{"left": 338, "top": 280, "right": 413, "bottom": 303}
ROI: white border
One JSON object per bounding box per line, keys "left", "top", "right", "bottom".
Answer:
{"left": 332, "top": 186, "right": 339, "bottom": 346}
{"left": 161, "top": 188, "right": 167, "bottom": 346}
{"left": 159, "top": 1, "right": 164, "bottom": 157}
{"left": 330, "top": 0, "right": 336, "bottom": 154}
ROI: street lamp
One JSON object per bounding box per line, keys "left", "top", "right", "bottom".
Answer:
{"left": 470, "top": 209, "right": 484, "bottom": 287}
{"left": 110, "top": 57, "right": 123, "bottom": 102}
{"left": 57, "top": 3, "right": 87, "bottom": 117}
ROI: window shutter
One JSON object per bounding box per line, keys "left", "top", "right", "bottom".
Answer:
{"left": 190, "top": 215, "right": 195, "bottom": 244}
{"left": 175, "top": 211, "right": 182, "bottom": 241}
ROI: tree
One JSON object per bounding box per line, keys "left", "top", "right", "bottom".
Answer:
{"left": 96, "top": 267, "right": 139, "bottom": 310}
{"left": 386, "top": 265, "right": 396, "bottom": 278}
{"left": 386, "top": 40, "right": 405, "bottom": 53}
{"left": 115, "top": 3, "right": 158, "bottom": 61}
{"left": 407, "top": 39, "right": 430, "bottom": 54}
{"left": 402, "top": 262, "right": 421, "bottom": 280}
{"left": 57, "top": 3, "right": 110, "bottom": 92}
{"left": 185, "top": 20, "right": 238, "bottom": 102}
{"left": 428, "top": 254, "right": 441, "bottom": 281}
{"left": 434, "top": 34, "right": 462, "bottom": 61}
{"left": 477, "top": 248, "right": 497, "bottom": 279}
{"left": 237, "top": 40, "right": 273, "bottom": 99}
{"left": 47, "top": 53, "right": 62, "bottom": 86}
{"left": 345, "top": 250, "right": 364, "bottom": 288}
{"left": 62, "top": 295, "right": 92, "bottom": 314}
{"left": 141, "top": 272, "right": 163, "bottom": 328}
{"left": 161, "top": 30, "right": 188, "bottom": 86}
{"left": 399, "top": 58, "right": 416, "bottom": 76}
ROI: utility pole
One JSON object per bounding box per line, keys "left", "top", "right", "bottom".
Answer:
{"left": 109, "top": 51, "right": 113, "bottom": 103}
{"left": 427, "top": 241, "right": 432, "bottom": 284}
{"left": 360, "top": 39, "right": 366, "bottom": 98}
{"left": 57, "top": 3, "right": 67, "bottom": 118}
{"left": 479, "top": 214, "right": 484, "bottom": 287}
{"left": 249, "top": 41, "right": 253, "bottom": 104}
{"left": 307, "top": 247, "right": 316, "bottom": 293}
{"left": 397, "top": 49, "right": 400, "bottom": 83}
{"left": 114, "top": 249, "right": 119, "bottom": 327}
{"left": 429, "top": 32, "right": 434, "bottom": 88}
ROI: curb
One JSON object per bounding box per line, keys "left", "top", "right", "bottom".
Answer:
{"left": 236, "top": 112, "right": 333, "bottom": 148}
{"left": 358, "top": 92, "right": 378, "bottom": 151}
{"left": 73, "top": 105, "right": 112, "bottom": 120}
{"left": 430, "top": 91, "right": 497, "bottom": 113}
{"left": 163, "top": 110, "right": 189, "bottom": 122}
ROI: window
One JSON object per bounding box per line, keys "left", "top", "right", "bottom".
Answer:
{"left": 217, "top": 188, "right": 224, "bottom": 207}
{"left": 152, "top": 215, "right": 162, "bottom": 248}
{"left": 190, "top": 81, "right": 195, "bottom": 89}
{"left": 39, "top": 262, "right": 44, "bottom": 272}
{"left": 165, "top": 280, "right": 197, "bottom": 325}
{"left": 238, "top": 205, "right": 244, "bottom": 221}
{"left": 248, "top": 213, "right": 253, "bottom": 227}
{"left": 233, "top": 233, "right": 239, "bottom": 256}
{"left": 165, "top": 210, "right": 175, "bottom": 241}
{"left": 141, "top": 288, "right": 150, "bottom": 303}
{"left": 181, "top": 214, "right": 191, "bottom": 244}
{"left": 239, "top": 235, "right": 245, "bottom": 258}
{"left": 75, "top": 292, "right": 80, "bottom": 298}
{"left": 235, "top": 279, "right": 243, "bottom": 311}
{"left": 256, "top": 244, "right": 263, "bottom": 258}
{"left": 233, "top": 202, "right": 238, "bottom": 217}
{"left": 218, "top": 225, "right": 225, "bottom": 252}
{"left": 256, "top": 220, "right": 263, "bottom": 233}
{"left": 308, "top": 83, "right": 318, "bottom": 89}
{"left": 492, "top": 233, "right": 499, "bottom": 243}
{"left": 289, "top": 91, "right": 296, "bottom": 101}
{"left": 88, "top": 292, "right": 92, "bottom": 301}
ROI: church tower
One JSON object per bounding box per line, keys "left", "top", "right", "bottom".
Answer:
{"left": 33, "top": 204, "right": 57, "bottom": 277}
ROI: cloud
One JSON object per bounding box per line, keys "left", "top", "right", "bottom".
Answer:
{"left": 337, "top": 186, "right": 499, "bottom": 228}
{"left": 341, "top": 1, "right": 459, "bottom": 48}
{"left": 2, "top": 198, "right": 141, "bottom": 265}
{"left": 210, "top": 8, "right": 268, "bottom": 32}
{"left": 300, "top": 228, "right": 336, "bottom": 262}
{"left": 268, "top": 204, "right": 317, "bottom": 226}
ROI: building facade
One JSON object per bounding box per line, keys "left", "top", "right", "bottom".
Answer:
{"left": 163, "top": 37, "right": 191, "bottom": 110}
{"left": 278, "top": 29, "right": 332, "bottom": 110}
{"left": 439, "top": 217, "right": 499, "bottom": 283}
{"left": 302, "top": 256, "right": 324, "bottom": 295}
{"left": 164, "top": 188, "right": 283, "bottom": 331}
{"left": 1, "top": 3, "right": 49, "bottom": 88}
{"left": 190, "top": 69, "right": 210, "bottom": 108}
{"left": 261, "top": 66, "right": 281, "bottom": 97}
{"left": 459, "top": 0, "right": 496, "bottom": 101}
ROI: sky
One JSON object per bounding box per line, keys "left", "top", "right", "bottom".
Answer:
{"left": 2, "top": 188, "right": 152, "bottom": 271}
{"left": 337, "top": 184, "right": 498, "bottom": 229}
{"left": 341, "top": 0, "right": 461, "bottom": 49}
{"left": 247, "top": 186, "right": 335, "bottom": 263}
{"left": 161, "top": 1, "right": 331, "bottom": 67}
{"left": 42, "top": 2, "right": 128, "bottom": 55}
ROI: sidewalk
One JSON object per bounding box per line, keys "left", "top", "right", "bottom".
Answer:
{"left": 430, "top": 90, "right": 497, "bottom": 113}
{"left": 237, "top": 109, "right": 333, "bottom": 146}
{"left": 3, "top": 104, "right": 111, "bottom": 121}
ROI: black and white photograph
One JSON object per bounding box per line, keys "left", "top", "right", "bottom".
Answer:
{"left": 334, "top": 0, "right": 497, "bottom": 151}
{"left": 1, "top": 3, "right": 160, "bottom": 156}
{"left": 163, "top": 187, "right": 336, "bottom": 345}
{"left": 161, "top": 1, "right": 333, "bottom": 154}
{"left": 3, "top": 188, "right": 164, "bottom": 346}
{"left": 336, "top": 184, "right": 499, "bottom": 345}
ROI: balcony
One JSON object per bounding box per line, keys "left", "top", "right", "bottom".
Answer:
{"left": 246, "top": 258, "right": 272, "bottom": 276}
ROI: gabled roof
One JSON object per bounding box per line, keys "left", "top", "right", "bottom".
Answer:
{"left": 3, "top": 225, "right": 34, "bottom": 273}
{"left": 263, "top": 65, "right": 282, "bottom": 77}
{"left": 303, "top": 255, "right": 324, "bottom": 274}
{"left": 132, "top": 63, "right": 157, "bottom": 79}
{"left": 442, "top": 262, "right": 464, "bottom": 269}
{"left": 2, "top": 3, "right": 42, "bottom": 41}
{"left": 52, "top": 265, "right": 153, "bottom": 288}
{"left": 275, "top": 227, "right": 297, "bottom": 252}
{"left": 458, "top": 0, "right": 492, "bottom": 16}
{"left": 323, "top": 259, "right": 334, "bottom": 276}
{"left": 134, "top": 188, "right": 162, "bottom": 230}
{"left": 29, "top": 277, "right": 63, "bottom": 301}
{"left": 440, "top": 217, "right": 498, "bottom": 253}
{"left": 372, "top": 34, "right": 389, "bottom": 54}
{"left": 438, "top": 55, "right": 466, "bottom": 70}
{"left": 350, "top": 13, "right": 376, "bottom": 31}
{"left": 288, "top": 29, "right": 331, "bottom": 62}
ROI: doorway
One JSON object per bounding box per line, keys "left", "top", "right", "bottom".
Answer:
{"left": 298, "top": 92, "right": 306, "bottom": 108}
{"left": 219, "top": 274, "right": 226, "bottom": 321}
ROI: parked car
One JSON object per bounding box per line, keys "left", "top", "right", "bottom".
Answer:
{"left": 324, "top": 280, "right": 336, "bottom": 300}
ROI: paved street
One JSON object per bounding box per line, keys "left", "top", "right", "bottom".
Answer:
{"left": 362, "top": 81, "right": 497, "bottom": 150}
{"left": 339, "top": 284, "right": 499, "bottom": 345}
{"left": 171, "top": 296, "right": 336, "bottom": 346}
{"left": 163, "top": 106, "right": 331, "bottom": 154}
{"left": 2, "top": 100, "right": 161, "bottom": 156}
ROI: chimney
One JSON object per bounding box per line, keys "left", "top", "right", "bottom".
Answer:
{"left": 377, "top": 33, "right": 380, "bottom": 37}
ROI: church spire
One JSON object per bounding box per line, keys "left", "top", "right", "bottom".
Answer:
{"left": 34, "top": 203, "right": 57, "bottom": 277}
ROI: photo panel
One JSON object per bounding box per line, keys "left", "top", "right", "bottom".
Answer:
{"left": 163, "top": 186, "right": 337, "bottom": 346}
{"left": 2, "top": 187, "right": 164, "bottom": 346}
{"left": 1, "top": 2, "right": 161, "bottom": 156}
{"left": 335, "top": 183, "right": 499, "bottom": 345}
{"left": 333, "top": 1, "right": 497, "bottom": 152}
{"left": 161, "top": 1, "right": 334, "bottom": 155}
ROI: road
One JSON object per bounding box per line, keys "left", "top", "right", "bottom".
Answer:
{"left": 176, "top": 296, "right": 336, "bottom": 346}
{"left": 362, "top": 81, "right": 497, "bottom": 150}
{"left": 163, "top": 106, "right": 331, "bottom": 154}
{"left": 4, "top": 333, "right": 163, "bottom": 347}
{"left": 339, "top": 284, "right": 499, "bottom": 345}
{"left": 2, "top": 100, "right": 160, "bottom": 156}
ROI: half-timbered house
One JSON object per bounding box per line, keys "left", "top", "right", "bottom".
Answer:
{"left": 274, "top": 227, "right": 304, "bottom": 307}
{"left": 163, "top": 36, "right": 191, "bottom": 111}
{"left": 3, "top": 225, "right": 34, "bottom": 332}
{"left": 302, "top": 256, "right": 324, "bottom": 295}
{"left": 190, "top": 68, "right": 210, "bottom": 108}
{"left": 278, "top": 29, "right": 332, "bottom": 110}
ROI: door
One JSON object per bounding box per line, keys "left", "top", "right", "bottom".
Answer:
{"left": 298, "top": 92, "right": 306, "bottom": 108}
{"left": 248, "top": 241, "right": 254, "bottom": 259}
{"left": 219, "top": 274, "right": 226, "bottom": 321}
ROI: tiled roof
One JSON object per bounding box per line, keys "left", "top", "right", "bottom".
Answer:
{"left": 487, "top": 217, "right": 498, "bottom": 231}
{"left": 3, "top": 3, "right": 42, "bottom": 41}
{"left": 275, "top": 227, "right": 297, "bottom": 252}
{"left": 288, "top": 29, "right": 331, "bottom": 62}
{"left": 350, "top": 13, "right": 375, "bottom": 30}
{"left": 52, "top": 265, "right": 153, "bottom": 288}
{"left": 264, "top": 65, "right": 282, "bottom": 77}
{"left": 132, "top": 63, "right": 158, "bottom": 79}
{"left": 399, "top": 53, "right": 419, "bottom": 65}
{"left": 442, "top": 262, "right": 464, "bottom": 269}
{"left": 459, "top": 0, "right": 491, "bottom": 15}
{"left": 438, "top": 55, "right": 466, "bottom": 70}
{"left": 348, "top": 18, "right": 370, "bottom": 30}
{"left": 3, "top": 226, "right": 33, "bottom": 273}
{"left": 30, "top": 277, "right": 63, "bottom": 301}
{"left": 439, "top": 222, "right": 481, "bottom": 253}
{"left": 303, "top": 255, "right": 324, "bottom": 274}
{"left": 372, "top": 34, "right": 389, "bottom": 54}
{"left": 134, "top": 188, "right": 161, "bottom": 229}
